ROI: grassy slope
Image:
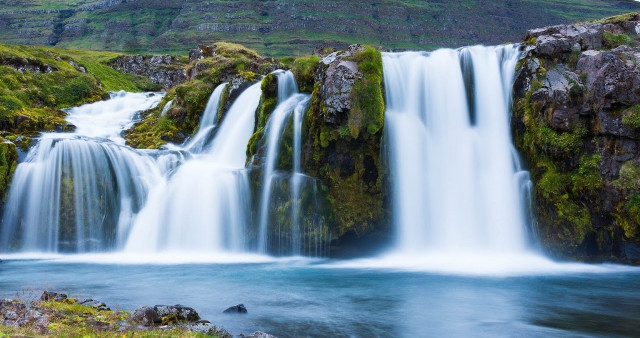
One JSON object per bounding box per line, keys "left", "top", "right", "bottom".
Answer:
{"left": 1, "top": 0, "right": 639, "bottom": 57}
{"left": 0, "top": 42, "right": 158, "bottom": 141}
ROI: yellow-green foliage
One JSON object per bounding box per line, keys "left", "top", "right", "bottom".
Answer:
{"left": 603, "top": 31, "right": 633, "bottom": 49}
{"left": 571, "top": 154, "right": 602, "bottom": 195}
{"left": 590, "top": 11, "right": 639, "bottom": 25}
{"left": 292, "top": 55, "right": 320, "bottom": 93}
{"left": 622, "top": 105, "right": 640, "bottom": 129}
{"left": 617, "top": 193, "right": 640, "bottom": 240}
{"left": 125, "top": 93, "right": 181, "bottom": 149}
{"left": 346, "top": 45, "right": 385, "bottom": 138}
{"left": 214, "top": 42, "right": 261, "bottom": 60}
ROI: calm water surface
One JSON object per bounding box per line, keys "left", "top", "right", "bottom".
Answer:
{"left": 1, "top": 258, "right": 639, "bottom": 337}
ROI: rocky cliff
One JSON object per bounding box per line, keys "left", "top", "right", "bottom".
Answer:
{"left": 512, "top": 12, "right": 640, "bottom": 264}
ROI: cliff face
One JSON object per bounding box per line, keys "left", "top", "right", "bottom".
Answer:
{"left": 512, "top": 12, "right": 640, "bottom": 264}
{"left": 1, "top": 0, "right": 638, "bottom": 57}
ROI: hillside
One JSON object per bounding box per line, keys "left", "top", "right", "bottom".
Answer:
{"left": 1, "top": 0, "right": 639, "bottom": 57}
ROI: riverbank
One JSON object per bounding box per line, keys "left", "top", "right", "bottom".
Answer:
{"left": 0, "top": 291, "right": 273, "bottom": 337}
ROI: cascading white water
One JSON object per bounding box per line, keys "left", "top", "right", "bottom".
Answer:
{"left": 383, "top": 45, "right": 534, "bottom": 257}
{"left": 184, "top": 83, "right": 228, "bottom": 152}
{"left": 256, "top": 71, "right": 307, "bottom": 253}
{"left": 0, "top": 92, "right": 163, "bottom": 252}
{"left": 124, "top": 82, "right": 262, "bottom": 253}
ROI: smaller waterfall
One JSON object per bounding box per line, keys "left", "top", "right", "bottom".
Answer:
{"left": 255, "top": 71, "right": 328, "bottom": 256}
{"left": 160, "top": 99, "right": 174, "bottom": 117}
{"left": 1, "top": 92, "right": 163, "bottom": 252}
{"left": 185, "top": 83, "right": 228, "bottom": 152}
{"left": 124, "top": 82, "right": 263, "bottom": 253}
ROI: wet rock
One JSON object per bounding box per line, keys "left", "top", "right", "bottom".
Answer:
{"left": 223, "top": 304, "right": 247, "bottom": 314}
{"left": 80, "top": 298, "right": 110, "bottom": 311}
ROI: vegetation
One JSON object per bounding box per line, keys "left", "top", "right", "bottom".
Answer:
{"left": 622, "top": 105, "right": 640, "bottom": 129}
{"left": 603, "top": 32, "right": 633, "bottom": 49}
{"left": 0, "top": 1, "right": 637, "bottom": 57}
{"left": 291, "top": 55, "right": 320, "bottom": 93}
{"left": 127, "top": 43, "right": 272, "bottom": 149}
{"left": 346, "top": 46, "right": 385, "bottom": 138}
{"left": 0, "top": 294, "right": 226, "bottom": 337}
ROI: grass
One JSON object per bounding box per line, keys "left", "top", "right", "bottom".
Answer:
{"left": 1, "top": 1, "right": 638, "bottom": 57}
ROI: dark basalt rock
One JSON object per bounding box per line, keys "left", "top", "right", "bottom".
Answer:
{"left": 223, "top": 304, "right": 248, "bottom": 314}
{"left": 512, "top": 12, "right": 640, "bottom": 263}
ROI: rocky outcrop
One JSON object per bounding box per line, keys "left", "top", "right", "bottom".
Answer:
{"left": 301, "top": 44, "right": 389, "bottom": 254}
{"left": 110, "top": 55, "right": 187, "bottom": 89}
{"left": 512, "top": 12, "right": 640, "bottom": 263}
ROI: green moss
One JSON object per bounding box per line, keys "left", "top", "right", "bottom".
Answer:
{"left": 622, "top": 105, "right": 640, "bottom": 129}
{"left": 618, "top": 192, "right": 640, "bottom": 240}
{"left": 0, "top": 140, "right": 18, "bottom": 200}
{"left": 346, "top": 45, "right": 385, "bottom": 138}
{"left": 246, "top": 74, "right": 279, "bottom": 158}
{"left": 539, "top": 126, "right": 586, "bottom": 156}
{"left": 125, "top": 92, "right": 183, "bottom": 149}
{"left": 613, "top": 161, "right": 640, "bottom": 189}
{"left": 603, "top": 31, "right": 632, "bottom": 49}
{"left": 291, "top": 55, "right": 320, "bottom": 93}
{"left": 571, "top": 154, "right": 602, "bottom": 195}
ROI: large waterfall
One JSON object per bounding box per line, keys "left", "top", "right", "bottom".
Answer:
{"left": 378, "top": 45, "right": 541, "bottom": 272}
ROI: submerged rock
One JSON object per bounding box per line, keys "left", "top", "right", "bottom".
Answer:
{"left": 223, "top": 304, "right": 248, "bottom": 314}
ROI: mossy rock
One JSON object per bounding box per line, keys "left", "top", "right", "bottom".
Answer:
{"left": 0, "top": 139, "right": 18, "bottom": 200}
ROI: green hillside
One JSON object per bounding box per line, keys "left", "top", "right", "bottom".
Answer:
{"left": 1, "top": 0, "right": 639, "bottom": 57}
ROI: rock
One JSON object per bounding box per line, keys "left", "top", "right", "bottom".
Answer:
{"left": 132, "top": 304, "right": 200, "bottom": 326}
{"left": 513, "top": 14, "right": 640, "bottom": 263}
{"left": 131, "top": 306, "right": 161, "bottom": 326}
{"left": 526, "top": 23, "right": 603, "bottom": 58}
{"left": 321, "top": 44, "right": 365, "bottom": 124}
{"left": 223, "top": 304, "right": 247, "bottom": 314}
{"left": 154, "top": 304, "right": 200, "bottom": 322}
{"left": 40, "top": 291, "right": 67, "bottom": 301}
{"left": 110, "top": 55, "right": 187, "bottom": 89}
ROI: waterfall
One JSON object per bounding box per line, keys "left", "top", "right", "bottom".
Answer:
{"left": 124, "top": 82, "right": 262, "bottom": 253}
{"left": 383, "top": 45, "right": 534, "bottom": 256}
{"left": 185, "top": 82, "right": 228, "bottom": 152}
{"left": 255, "top": 71, "right": 328, "bottom": 256}
{"left": 0, "top": 92, "right": 163, "bottom": 252}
